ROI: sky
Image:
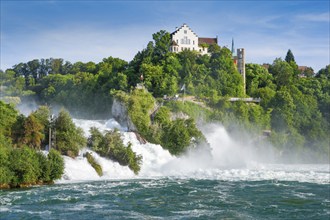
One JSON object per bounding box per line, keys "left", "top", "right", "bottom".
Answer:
{"left": 1, "top": 0, "right": 329, "bottom": 72}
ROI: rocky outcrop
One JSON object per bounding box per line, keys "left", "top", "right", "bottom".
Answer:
{"left": 111, "top": 98, "right": 137, "bottom": 132}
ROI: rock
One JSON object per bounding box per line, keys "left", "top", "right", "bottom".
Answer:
{"left": 111, "top": 98, "right": 137, "bottom": 132}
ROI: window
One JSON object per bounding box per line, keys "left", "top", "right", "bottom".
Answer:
{"left": 193, "top": 40, "right": 195, "bottom": 45}
{"left": 182, "top": 36, "right": 190, "bottom": 45}
{"left": 184, "top": 30, "right": 187, "bottom": 34}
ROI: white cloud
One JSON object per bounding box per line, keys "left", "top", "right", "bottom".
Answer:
{"left": 295, "top": 12, "right": 330, "bottom": 22}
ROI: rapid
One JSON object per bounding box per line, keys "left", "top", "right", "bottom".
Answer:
{"left": 58, "top": 118, "right": 329, "bottom": 185}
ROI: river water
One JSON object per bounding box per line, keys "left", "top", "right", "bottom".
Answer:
{"left": 1, "top": 119, "right": 329, "bottom": 219}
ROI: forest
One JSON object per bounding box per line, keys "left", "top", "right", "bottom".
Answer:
{"left": 0, "top": 30, "right": 329, "bottom": 187}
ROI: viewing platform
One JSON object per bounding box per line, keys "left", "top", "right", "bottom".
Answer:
{"left": 228, "top": 97, "right": 261, "bottom": 103}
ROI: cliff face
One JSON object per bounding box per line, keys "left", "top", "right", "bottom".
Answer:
{"left": 111, "top": 98, "right": 137, "bottom": 132}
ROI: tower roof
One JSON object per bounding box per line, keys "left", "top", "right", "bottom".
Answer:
{"left": 231, "top": 38, "right": 236, "bottom": 56}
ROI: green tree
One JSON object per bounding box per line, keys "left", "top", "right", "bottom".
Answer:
{"left": 88, "top": 128, "right": 142, "bottom": 174}
{"left": 269, "top": 90, "right": 295, "bottom": 132}
{"left": 22, "top": 114, "right": 45, "bottom": 149}
{"left": 0, "top": 101, "right": 18, "bottom": 138}
{"left": 0, "top": 146, "right": 13, "bottom": 185}
{"left": 8, "top": 147, "right": 41, "bottom": 186}
{"left": 269, "top": 58, "right": 295, "bottom": 88}
{"left": 285, "top": 49, "right": 295, "bottom": 63}
{"left": 55, "top": 109, "right": 86, "bottom": 157}
{"left": 315, "top": 65, "right": 330, "bottom": 79}
{"left": 48, "top": 148, "right": 64, "bottom": 180}
{"left": 152, "top": 30, "right": 171, "bottom": 63}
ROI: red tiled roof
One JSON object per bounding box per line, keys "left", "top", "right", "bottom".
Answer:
{"left": 298, "top": 66, "right": 308, "bottom": 71}
{"left": 198, "top": 37, "right": 218, "bottom": 45}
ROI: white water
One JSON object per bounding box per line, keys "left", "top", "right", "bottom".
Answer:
{"left": 58, "top": 118, "right": 330, "bottom": 184}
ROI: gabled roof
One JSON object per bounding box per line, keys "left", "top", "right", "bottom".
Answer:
{"left": 170, "top": 23, "right": 198, "bottom": 38}
{"left": 198, "top": 37, "right": 218, "bottom": 45}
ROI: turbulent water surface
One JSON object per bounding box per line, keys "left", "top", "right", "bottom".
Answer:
{"left": 1, "top": 119, "right": 329, "bottom": 219}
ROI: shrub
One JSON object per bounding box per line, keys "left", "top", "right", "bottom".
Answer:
{"left": 48, "top": 148, "right": 64, "bottom": 180}
{"left": 55, "top": 109, "right": 86, "bottom": 157}
{"left": 84, "top": 152, "right": 103, "bottom": 176}
{"left": 88, "top": 128, "right": 142, "bottom": 174}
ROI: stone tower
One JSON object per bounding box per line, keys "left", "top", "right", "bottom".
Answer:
{"left": 237, "top": 48, "right": 246, "bottom": 94}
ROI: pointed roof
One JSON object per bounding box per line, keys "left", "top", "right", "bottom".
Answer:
{"left": 170, "top": 23, "right": 198, "bottom": 38}
{"left": 231, "top": 38, "right": 237, "bottom": 56}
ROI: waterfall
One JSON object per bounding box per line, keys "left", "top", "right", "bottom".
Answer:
{"left": 58, "top": 118, "right": 329, "bottom": 184}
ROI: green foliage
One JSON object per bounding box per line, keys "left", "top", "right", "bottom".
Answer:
{"left": 245, "top": 63, "right": 276, "bottom": 105}
{"left": 118, "top": 89, "right": 209, "bottom": 156}
{"left": 285, "top": 49, "right": 295, "bottom": 63}
{"left": 0, "top": 101, "right": 18, "bottom": 138}
{"left": 36, "top": 152, "right": 51, "bottom": 182}
{"left": 126, "top": 89, "right": 155, "bottom": 135}
{"left": 152, "top": 30, "right": 171, "bottom": 63}
{"left": 21, "top": 114, "right": 45, "bottom": 149}
{"left": 84, "top": 152, "right": 103, "bottom": 176}
{"left": 55, "top": 109, "right": 86, "bottom": 157}
{"left": 88, "top": 128, "right": 142, "bottom": 175}
{"left": 0, "top": 146, "right": 13, "bottom": 185}
{"left": 153, "top": 106, "right": 171, "bottom": 126}
{"left": 8, "top": 146, "right": 41, "bottom": 186}
{"left": 315, "top": 65, "right": 330, "bottom": 79}
{"left": 269, "top": 58, "right": 295, "bottom": 87}
{"left": 48, "top": 149, "right": 64, "bottom": 180}
{"left": 162, "top": 118, "right": 204, "bottom": 155}
{"left": 2, "top": 28, "right": 329, "bottom": 162}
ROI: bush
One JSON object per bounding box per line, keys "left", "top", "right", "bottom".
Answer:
{"left": 55, "top": 109, "right": 86, "bottom": 157}
{"left": 88, "top": 128, "right": 142, "bottom": 174}
{"left": 48, "top": 148, "right": 64, "bottom": 180}
{"left": 84, "top": 152, "right": 103, "bottom": 176}
{"left": 8, "top": 146, "right": 41, "bottom": 186}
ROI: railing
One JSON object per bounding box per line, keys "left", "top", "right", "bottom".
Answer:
{"left": 228, "top": 97, "right": 261, "bottom": 103}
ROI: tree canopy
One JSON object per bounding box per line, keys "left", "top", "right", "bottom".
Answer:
{"left": 1, "top": 30, "right": 329, "bottom": 164}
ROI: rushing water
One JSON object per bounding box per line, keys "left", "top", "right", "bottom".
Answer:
{"left": 1, "top": 119, "right": 329, "bottom": 219}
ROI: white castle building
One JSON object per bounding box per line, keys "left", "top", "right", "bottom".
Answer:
{"left": 169, "top": 23, "right": 218, "bottom": 55}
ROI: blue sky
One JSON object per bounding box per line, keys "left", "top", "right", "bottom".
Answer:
{"left": 1, "top": 0, "right": 329, "bottom": 72}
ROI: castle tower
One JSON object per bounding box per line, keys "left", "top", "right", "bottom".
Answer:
{"left": 237, "top": 48, "right": 246, "bottom": 94}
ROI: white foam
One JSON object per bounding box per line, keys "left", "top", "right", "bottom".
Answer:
{"left": 58, "top": 118, "right": 330, "bottom": 185}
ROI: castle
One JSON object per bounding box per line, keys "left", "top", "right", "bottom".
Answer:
{"left": 169, "top": 24, "right": 246, "bottom": 93}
